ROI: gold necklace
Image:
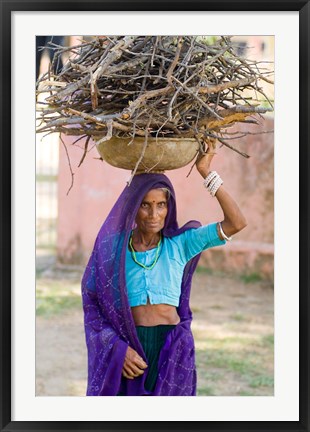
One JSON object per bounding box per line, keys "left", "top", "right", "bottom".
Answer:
{"left": 129, "top": 232, "right": 162, "bottom": 270}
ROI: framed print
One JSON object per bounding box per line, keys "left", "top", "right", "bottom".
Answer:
{"left": 1, "top": 1, "right": 309, "bottom": 431}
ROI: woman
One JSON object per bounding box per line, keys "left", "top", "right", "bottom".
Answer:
{"left": 81, "top": 149, "right": 246, "bottom": 396}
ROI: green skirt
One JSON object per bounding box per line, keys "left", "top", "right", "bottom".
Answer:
{"left": 136, "top": 324, "right": 175, "bottom": 392}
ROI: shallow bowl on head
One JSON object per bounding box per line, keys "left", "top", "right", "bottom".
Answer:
{"left": 95, "top": 136, "right": 199, "bottom": 172}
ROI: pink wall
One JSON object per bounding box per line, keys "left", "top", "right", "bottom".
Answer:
{"left": 57, "top": 117, "right": 274, "bottom": 280}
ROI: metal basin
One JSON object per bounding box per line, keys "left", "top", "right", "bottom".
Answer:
{"left": 95, "top": 136, "right": 199, "bottom": 172}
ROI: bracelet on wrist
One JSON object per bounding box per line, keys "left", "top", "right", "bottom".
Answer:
{"left": 218, "top": 222, "right": 233, "bottom": 241}
{"left": 204, "top": 171, "right": 217, "bottom": 188}
{"left": 203, "top": 171, "right": 223, "bottom": 196}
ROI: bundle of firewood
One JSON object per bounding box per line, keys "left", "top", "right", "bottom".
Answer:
{"left": 36, "top": 35, "right": 273, "bottom": 160}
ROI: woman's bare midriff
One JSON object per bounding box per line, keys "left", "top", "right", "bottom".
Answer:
{"left": 131, "top": 301, "right": 180, "bottom": 326}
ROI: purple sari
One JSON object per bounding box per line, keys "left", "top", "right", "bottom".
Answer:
{"left": 81, "top": 173, "right": 201, "bottom": 396}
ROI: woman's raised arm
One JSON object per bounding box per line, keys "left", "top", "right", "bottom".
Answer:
{"left": 196, "top": 148, "right": 247, "bottom": 240}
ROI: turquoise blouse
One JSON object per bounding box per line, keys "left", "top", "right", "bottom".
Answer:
{"left": 125, "top": 222, "right": 226, "bottom": 307}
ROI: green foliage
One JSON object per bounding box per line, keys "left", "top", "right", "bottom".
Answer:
{"left": 36, "top": 279, "right": 81, "bottom": 317}
{"left": 195, "top": 333, "right": 274, "bottom": 396}
{"left": 259, "top": 99, "right": 275, "bottom": 109}
{"left": 240, "top": 272, "right": 263, "bottom": 284}
{"left": 198, "top": 35, "right": 219, "bottom": 45}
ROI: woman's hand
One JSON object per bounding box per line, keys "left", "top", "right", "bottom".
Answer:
{"left": 122, "top": 346, "right": 148, "bottom": 380}
{"left": 196, "top": 138, "right": 217, "bottom": 178}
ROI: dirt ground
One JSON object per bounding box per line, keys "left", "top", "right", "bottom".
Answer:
{"left": 36, "top": 256, "right": 274, "bottom": 397}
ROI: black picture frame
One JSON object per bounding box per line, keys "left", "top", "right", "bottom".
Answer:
{"left": 1, "top": 1, "right": 309, "bottom": 431}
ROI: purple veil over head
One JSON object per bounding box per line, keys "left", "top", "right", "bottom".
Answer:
{"left": 82, "top": 173, "right": 202, "bottom": 396}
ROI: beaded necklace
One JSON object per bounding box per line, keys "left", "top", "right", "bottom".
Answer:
{"left": 129, "top": 231, "right": 162, "bottom": 270}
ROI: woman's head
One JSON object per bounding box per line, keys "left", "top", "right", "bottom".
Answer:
{"left": 135, "top": 188, "right": 170, "bottom": 234}
{"left": 157, "top": 187, "right": 171, "bottom": 201}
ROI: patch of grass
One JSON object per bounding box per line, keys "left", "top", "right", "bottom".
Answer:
{"left": 230, "top": 313, "right": 246, "bottom": 322}
{"left": 196, "top": 338, "right": 274, "bottom": 396}
{"left": 197, "top": 347, "right": 257, "bottom": 375}
{"left": 237, "top": 390, "right": 256, "bottom": 396}
{"left": 201, "top": 370, "right": 222, "bottom": 382}
{"left": 36, "top": 295, "right": 81, "bottom": 317}
{"left": 197, "top": 386, "right": 215, "bottom": 396}
{"left": 194, "top": 335, "right": 255, "bottom": 350}
{"left": 220, "top": 355, "right": 254, "bottom": 375}
{"left": 36, "top": 280, "right": 81, "bottom": 317}
{"left": 240, "top": 272, "right": 263, "bottom": 284}
{"left": 249, "top": 375, "right": 274, "bottom": 388}
{"left": 260, "top": 334, "right": 274, "bottom": 347}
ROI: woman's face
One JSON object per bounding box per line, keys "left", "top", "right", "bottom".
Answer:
{"left": 135, "top": 189, "right": 168, "bottom": 234}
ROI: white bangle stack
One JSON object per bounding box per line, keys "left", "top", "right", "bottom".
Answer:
{"left": 203, "top": 171, "right": 223, "bottom": 197}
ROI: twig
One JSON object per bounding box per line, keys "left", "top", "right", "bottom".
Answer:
{"left": 78, "top": 136, "right": 91, "bottom": 167}
{"left": 196, "top": 77, "right": 255, "bottom": 94}
{"left": 166, "top": 37, "right": 183, "bottom": 84}
{"left": 186, "top": 149, "right": 200, "bottom": 178}
{"left": 216, "top": 137, "right": 250, "bottom": 158}
{"left": 171, "top": 76, "right": 223, "bottom": 120}
{"left": 127, "top": 118, "right": 152, "bottom": 185}
{"left": 121, "top": 85, "right": 172, "bottom": 119}
{"left": 59, "top": 134, "right": 75, "bottom": 194}
{"left": 95, "top": 119, "right": 113, "bottom": 145}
